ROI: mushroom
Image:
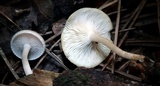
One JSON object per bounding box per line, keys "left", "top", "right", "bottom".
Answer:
{"left": 11, "top": 30, "right": 45, "bottom": 75}
{"left": 61, "top": 8, "right": 145, "bottom": 68}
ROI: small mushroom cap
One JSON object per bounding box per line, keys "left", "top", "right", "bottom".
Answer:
{"left": 61, "top": 8, "right": 113, "bottom": 68}
{"left": 11, "top": 30, "right": 45, "bottom": 60}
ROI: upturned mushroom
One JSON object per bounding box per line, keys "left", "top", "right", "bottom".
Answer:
{"left": 11, "top": 30, "right": 45, "bottom": 75}
{"left": 61, "top": 8, "right": 145, "bottom": 68}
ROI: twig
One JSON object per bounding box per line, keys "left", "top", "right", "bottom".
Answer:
{"left": 156, "top": 0, "right": 160, "bottom": 35}
{"left": 126, "top": 39, "right": 160, "bottom": 43}
{"left": 0, "top": 11, "right": 21, "bottom": 30}
{"left": 1, "top": 61, "right": 20, "bottom": 83}
{"left": 34, "top": 39, "right": 61, "bottom": 69}
{"left": 118, "top": 60, "right": 131, "bottom": 70}
{"left": 120, "top": 13, "right": 157, "bottom": 27}
{"left": 45, "top": 48, "right": 69, "bottom": 70}
{"left": 35, "top": 17, "right": 64, "bottom": 68}
{"left": 118, "top": 0, "right": 146, "bottom": 47}
{"left": 108, "top": 8, "right": 127, "bottom": 16}
{"left": 40, "top": 31, "right": 53, "bottom": 36}
{"left": 111, "top": 27, "right": 135, "bottom": 33}
{"left": 124, "top": 39, "right": 160, "bottom": 47}
{"left": 45, "top": 30, "right": 62, "bottom": 43}
{"left": 50, "top": 39, "right": 61, "bottom": 50}
{"left": 101, "top": 54, "right": 113, "bottom": 71}
{"left": 101, "top": 0, "right": 147, "bottom": 71}
{"left": 34, "top": 54, "right": 47, "bottom": 69}
{"left": 114, "top": 68, "right": 142, "bottom": 82}
{"left": 0, "top": 47, "right": 19, "bottom": 79}
{"left": 100, "top": 64, "right": 142, "bottom": 82}
{"left": 98, "top": 0, "right": 118, "bottom": 10}
{"left": 112, "top": 0, "right": 121, "bottom": 74}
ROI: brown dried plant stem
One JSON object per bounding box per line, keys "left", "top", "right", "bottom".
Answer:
{"left": 0, "top": 47, "right": 19, "bottom": 79}
{"left": 112, "top": 0, "right": 121, "bottom": 74}
{"left": 156, "top": 0, "right": 160, "bottom": 35}
{"left": 0, "top": 11, "right": 21, "bottom": 30}
{"left": 100, "top": 64, "right": 142, "bottom": 82}
{"left": 34, "top": 39, "right": 62, "bottom": 69}
{"left": 45, "top": 48, "right": 69, "bottom": 70}
{"left": 99, "top": 0, "right": 118, "bottom": 10}
{"left": 101, "top": 0, "right": 147, "bottom": 71}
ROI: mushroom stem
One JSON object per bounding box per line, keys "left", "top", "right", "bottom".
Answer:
{"left": 22, "top": 44, "right": 32, "bottom": 75}
{"left": 90, "top": 32, "right": 144, "bottom": 61}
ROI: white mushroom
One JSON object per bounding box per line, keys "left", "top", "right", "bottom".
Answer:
{"left": 11, "top": 30, "right": 45, "bottom": 75}
{"left": 61, "top": 8, "right": 144, "bottom": 68}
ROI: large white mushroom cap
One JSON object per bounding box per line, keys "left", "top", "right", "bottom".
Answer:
{"left": 61, "top": 8, "right": 113, "bottom": 68}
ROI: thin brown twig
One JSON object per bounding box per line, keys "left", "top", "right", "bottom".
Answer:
{"left": 34, "top": 39, "right": 61, "bottom": 69}
{"left": 100, "top": 64, "right": 142, "bottom": 82}
{"left": 35, "top": 17, "right": 65, "bottom": 69}
{"left": 1, "top": 61, "right": 20, "bottom": 83}
{"left": 111, "top": 27, "right": 135, "bottom": 33}
{"left": 45, "top": 48, "right": 69, "bottom": 70}
{"left": 101, "top": 0, "right": 146, "bottom": 71}
{"left": 34, "top": 54, "right": 47, "bottom": 69}
{"left": 40, "top": 31, "right": 53, "bottom": 36}
{"left": 0, "top": 11, "right": 21, "bottom": 30}
{"left": 118, "top": 0, "right": 146, "bottom": 47}
{"left": 118, "top": 60, "right": 131, "bottom": 70}
{"left": 124, "top": 39, "right": 160, "bottom": 47}
{"left": 108, "top": 8, "right": 127, "bottom": 16}
{"left": 98, "top": 0, "right": 118, "bottom": 10}
{"left": 50, "top": 39, "right": 61, "bottom": 50}
{"left": 0, "top": 48, "right": 19, "bottom": 79}
{"left": 120, "top": 0, "right": 145, "bottom": 31}
{"left": 112, "top": 0, "right": 121, "bottom": 74}
{"left": 126, "top": 39, "right": 160, "bottom": 43}
{"left": 45, "top": 30, "right": 62, "bottom": 43}
{"left": 156, "top": 0, "right": 160, "bottom": 35}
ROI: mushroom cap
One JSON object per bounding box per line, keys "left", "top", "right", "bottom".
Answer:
{"left": 61, "top": 8, "right": 113, "bottom": 68}
{"left": 11, "top": 30, "right": 45, "bottom": 60}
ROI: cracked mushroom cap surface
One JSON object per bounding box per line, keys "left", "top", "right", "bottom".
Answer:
{"left": 11, "top": 30, "right": 46, "bottom": 60}
{"left": 61, "top": 8, "right": 113, "bottom": 68}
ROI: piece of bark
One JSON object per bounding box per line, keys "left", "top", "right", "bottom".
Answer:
{"left": 9, "top": 69, "right": 59, "bottom": 86}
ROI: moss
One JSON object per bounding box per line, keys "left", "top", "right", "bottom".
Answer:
{"left": 54, "top": 69, "right": 91, "bottom": 86}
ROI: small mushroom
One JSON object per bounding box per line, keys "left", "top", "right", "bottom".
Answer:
{"left": 61, "top": 8, "right": 145, "bottom": 68}
{"left": 11, "top": 30, "right": 45, "bottom": 75}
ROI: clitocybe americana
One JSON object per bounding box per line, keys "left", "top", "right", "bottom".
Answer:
{"left": 61, "top": 8, "right": 145, "bottom": 68}
{"left": 11, "top": 30, "right": 45, "bottom": 75}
